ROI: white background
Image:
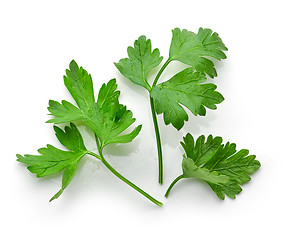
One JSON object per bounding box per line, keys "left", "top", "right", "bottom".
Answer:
{"left": 1, "top": 0, "right": 285, "bottom": 239}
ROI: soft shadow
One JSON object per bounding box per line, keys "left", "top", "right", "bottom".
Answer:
{"left": 166, "top": 177, "right": 223, "bottom": 203}
{"left": 182, "top": 109, "right": 219, "bottom": 135}
{"left": 103, "top": 137, "right": 141, "bottom": 157}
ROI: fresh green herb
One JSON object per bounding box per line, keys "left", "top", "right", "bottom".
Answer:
{"left": 47, "top": 61, "right": 142, "bottom": 147}
{"left": 17, "top": 29, "right": 260, "bottom": 205}
{"left": 115, "top": 28, "right": 228, "bottom": 184}
{"left": 17, "top": 123, "right": 89, "bottom": 201}
{"left": 151, "top": 68, "right": 224, "bottom": 130}
{"left": 165, "top": 134, "right": 261, "bottom": 199}
{"left": 17, "top": 60, "right": 162, "bottom": 206}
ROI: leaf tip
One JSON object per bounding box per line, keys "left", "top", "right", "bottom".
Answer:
{"left": 137, "top": 124, "right": 143, "bottom": 132}
{"left": 46, "top": 119, "right": 53, "bottom": 123}
{"left": 16, "top": 154, "right": 23, "bottom": 161}
{"left": 70, "top": 59, "right": 77, "bottom": 66}
{"left": 49, "top": 189, "right": 64, "bottom": 202}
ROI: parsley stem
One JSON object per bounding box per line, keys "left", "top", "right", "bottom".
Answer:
{"left": 149, "top": 58, "right": 172, "bottom": 184}
{"left": 152, "top": 58, "right": 172, "bottom": 87}
{"left": 149, "top": 96, "right": 163, "bottom": 184}
{"left": 89, "top": 136, "right": 163, "bottom": 206}
{"left": 164, "top": 175, "right": 184, "bottom": 198}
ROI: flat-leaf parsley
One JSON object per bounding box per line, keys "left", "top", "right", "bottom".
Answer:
{"left": 115, "top": 28, "right": 228, "bottom": 183}
{"left": 17, "top": 60, "right": 162, "bottom": 206}
{"left": 165, "top": 134, "right": 260, "bottom": 199}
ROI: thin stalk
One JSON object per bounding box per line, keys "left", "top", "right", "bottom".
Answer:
{"left": 149, "top": 58, "right": 172, "bottom": 184}
{"left": 89, "top": 135, "right": 163, "bottom": 207}
{"left": 165, "top": 175, "right": 184, "bottom": 198}
{"left": 152, "top": 58, "right": 172, "bottom": 87}
{"left": 149, "top": 96, "right": 163, "bottom": 184}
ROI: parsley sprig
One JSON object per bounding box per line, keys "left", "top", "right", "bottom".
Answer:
{"left": 17, "top": 60, "right": 162, "bottom": 206}
{"left": 165, "top": 134, "right": 260, "bottom": 199}
{"left": 115, "top": 28, "right": 227, "bottom": 184}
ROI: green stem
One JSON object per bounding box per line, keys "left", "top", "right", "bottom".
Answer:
{"left": 165, "top": 175, "right": 184, "bottom": 198}
{"left": 89, "top": 135, "right": 163, "bottom": 207}
{"left": 152, "top": 58, "right": 172, "bottom": 87}
{"left": 149, "top": 58, "right": 172, "bottom": 184}
{"left": 149, "top": 95, "right": 163, "bottom": 184}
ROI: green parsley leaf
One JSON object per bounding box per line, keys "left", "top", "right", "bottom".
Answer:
{"left": 203, "top": 141, "right": 260, "bottom": 199}
{"left": 181, "top": 134, "right": 223, "bottom": 166}
{"left": 169, "top": 28, "right": 228, "bottom": 78}
{"left": 114, "top": 35, "right": 163, "bottom": 91}
{"left": 47, "top": 60, "right": 141, "bottom": 148}
{"left": 63, "top": 60, "right": 96, "bottom": 113}
{"left": 17, "top": 123, "right": 88, "bottom": 201}
{"left": 151, "top": 68, "right": 224, "bottom": 130}
{"left": 47, "top": 100, "right": 83, "bottom": 123}
{"left": 165, "top": 134, "right": 260, "bottom": 199}
{"left": 17, "top": 61, "right": 162, "bottom": 206}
